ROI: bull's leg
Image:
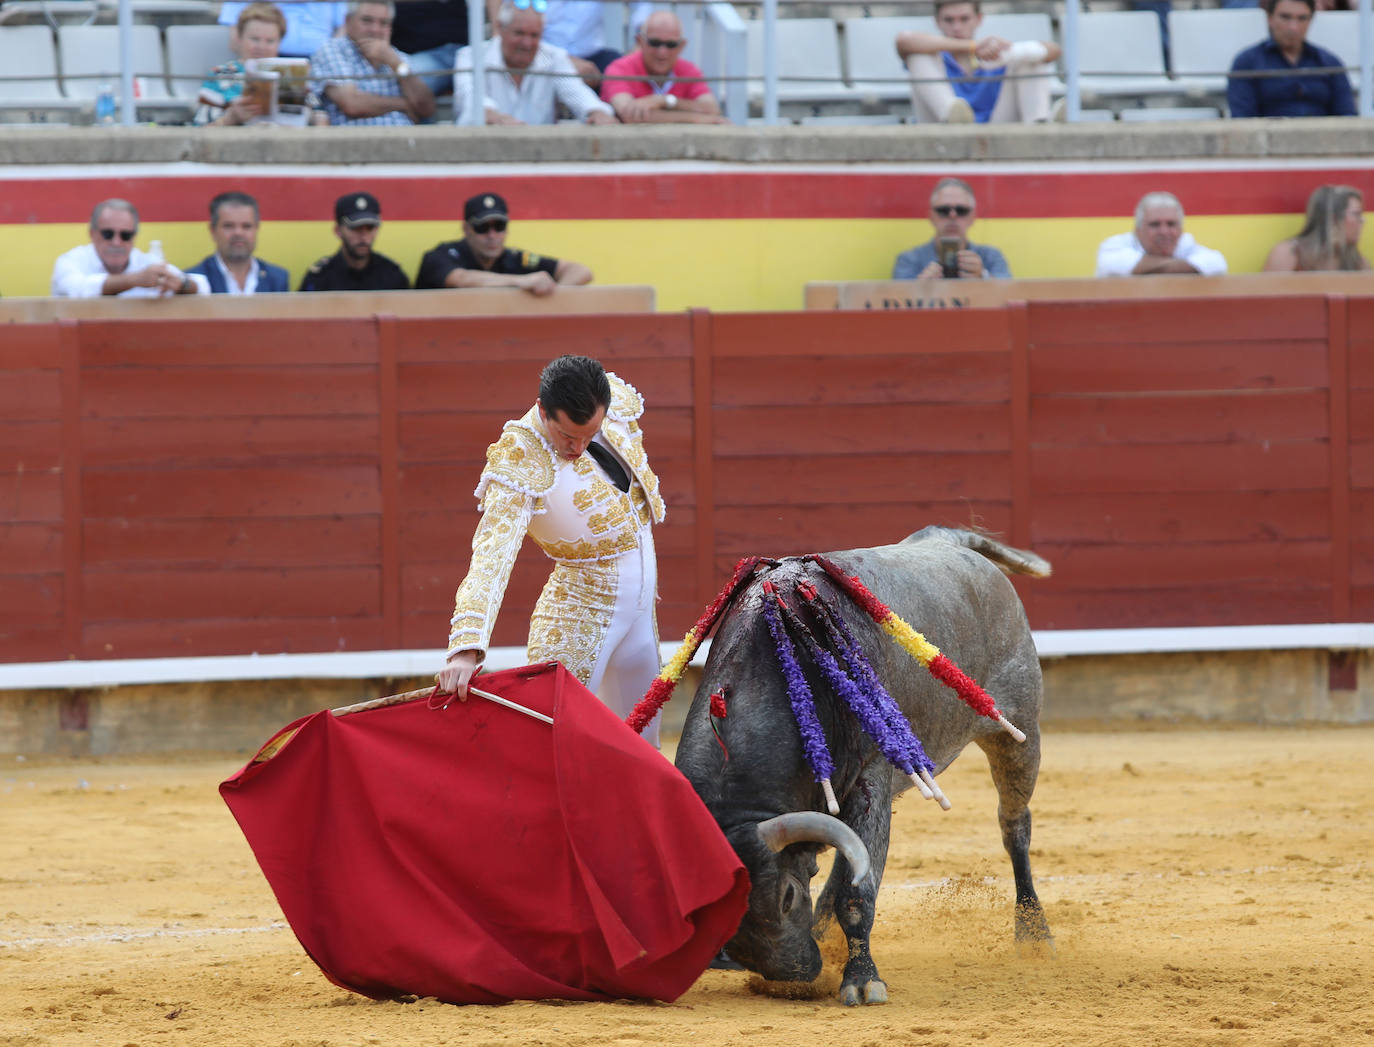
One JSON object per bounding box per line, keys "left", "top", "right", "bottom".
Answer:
{"left": 825, "top": 765, "right": 892, "bottom": 1005}
{"left": 976, "top": 730, "right": 1053, "bottom": 946}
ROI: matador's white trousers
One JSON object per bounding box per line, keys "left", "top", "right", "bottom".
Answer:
{"left": 528, "top": 527, "right": 662, "bottom": 748}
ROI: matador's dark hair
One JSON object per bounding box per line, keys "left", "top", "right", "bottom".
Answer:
{"left": 538, "top": 355, "right": 611, "bottom": 425}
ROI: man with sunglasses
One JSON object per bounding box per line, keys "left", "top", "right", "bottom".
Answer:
{"left": 892, "top": 177, "right": 1011, "bottom": 281}
{"left": 415, "top": 192, "right": 592, "bottom": 295}
{"left": 451, "top": 0, "right": 615, "bottom": 125}
{"left": 51, "top": 199, "right": 210, "bottom": 298}
{"left": 600, "top": 10, "right": 726, "bottom": 124}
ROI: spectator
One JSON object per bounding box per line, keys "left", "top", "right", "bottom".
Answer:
{"left": 312, "top": 0, "right": 436, "bottom": 126}
{"left": 415, "top": 191, "right": 592, "bottom": 294}
{"left": 451, "top": 0, "right": 615, "bottom": 125}
{"left": 185, "top": 191, "right": 290, "bottom": 294}
{"left": 896, "top": 0, "right": 1062, "bottom": 124}
{"left": 1096, "top": 192, "right": 1229, "bottom": 277}
{"left": 196, "top": 3, "right": 327, "bottom": 127}
{"left": 1227, "top": 0, "right": 1355, "bottom": 118}
{"left": 892, "top": 177, "right": 1011, "bottom": 280}
{"left": 300, "top": 192, "right": 412, "bottom": 291}
{"left": 391, "top": 0, "right": 469, "bottom": 97}
{"left": 1263, "top": 184, "right": 1368, "bottom": 271}
{"left": 600, "top": 10, "right": 726, "bottom": 124}
{"left": 51, "top": 199, "right": 209, "bottom": 298}
{"left": 218, "top": 0, "right": 346, "bottom": 59}
{"left": 513, "top": 0, "right": 653, "bottom": 83}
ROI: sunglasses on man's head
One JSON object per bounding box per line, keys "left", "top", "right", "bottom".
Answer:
{"left": 98, "top": 228, "right": 136, "bottom": 241}
{"left": 932, "top": 205, "right": 972, "bottom": 217}
{"left": 644, "top": 37, "right": 683, "bottom": 48}
{"left": 470, "top": 219, "right": 507, "bottom": 234}
{"left": 512, "top": 0, "right": 547, "bottom": 11}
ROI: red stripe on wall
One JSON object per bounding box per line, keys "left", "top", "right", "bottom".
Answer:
{"left": 7, "top": 168, "right": 1374, "bottom": 224}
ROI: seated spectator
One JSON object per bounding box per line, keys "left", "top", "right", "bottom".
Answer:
{"left": 196, "top": 3, "right": 327, "bottom": 126}
{"left": 600, "top": 11, "right": 726, "bottom": 124}
{"left": 415, "top": 191, "right": 592, "bottom": 294}
{"left": 218, "top": 0, "right": 347, "bottom": 59}
{"left": 527, "top": 0, "right": 653, "bottom": 83}
{"left": 1096, "top": 192, "right": 1228, "bottom": 277}
{"left": 51, "top": 199, "right": 209, "bottom": 298}
{"left": 896, "top": 0, "right": 1062, "bottom": 124}
{"left": 1264, "top": 185, "right": 1368, "bottom": 271}
{"left": 312, "top": 0, "right": 436, "bottom": 126}
{"left": 1227, "top": 0, "right": 1355, "bottom": 118}
{"left": 452, "top": 0, "right": 615, "bottom": 125}
{"left": 892, "top": 177, "right": 1010, "bottom": 280}
{"left": 185, "top": 191, "right": 290, "bottom": 294}
{"left": 300, "top": 192, "right": 412, "bottom": 291}
{"left": 391, "top": 0, "right": 469, "bottom": 97}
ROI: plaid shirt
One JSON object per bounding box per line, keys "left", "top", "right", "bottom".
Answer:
{"left": 310, "top": 36, "right": 415, "bottom": 126}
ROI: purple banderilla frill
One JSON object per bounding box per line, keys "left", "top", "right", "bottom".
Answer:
{"left": 761, "top": 581, "right": 835, "bottom": 793}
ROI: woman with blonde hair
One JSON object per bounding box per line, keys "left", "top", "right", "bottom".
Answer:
{"left": 1263, "top": 184, "right": 1369, "bottom": 272}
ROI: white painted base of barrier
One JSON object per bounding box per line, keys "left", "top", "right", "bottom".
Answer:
{"left": 1, "top": 624, "right": 1370, "bottom": 691}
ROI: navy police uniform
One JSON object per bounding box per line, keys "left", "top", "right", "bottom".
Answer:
{"left": 299, "top": 251, "right": 411, "bottom": 292}
{"left": 415, "top": 239, "right": 559, "bottom": 290}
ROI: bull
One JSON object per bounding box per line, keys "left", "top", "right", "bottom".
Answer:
{"left": 674, "top": 527, "right": 1053, "bottom": 1005}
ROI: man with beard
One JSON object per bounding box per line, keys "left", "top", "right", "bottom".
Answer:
{"left": 299, "top": 192, "right": 411, "bottom": 292}
{"left": 186, "top": 191, "right": 290, "bottom": 294}
{"left": 415, "top": 191, "right": 592, "bottom": 295}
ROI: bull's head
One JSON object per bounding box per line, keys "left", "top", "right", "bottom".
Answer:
{"left": 722, "top": 812, "right": 871, "bottom": 981}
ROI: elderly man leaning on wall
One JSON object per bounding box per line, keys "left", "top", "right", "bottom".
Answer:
{"left": 1095, "top": 192, "right": 1229, "bottom": 277}
{"left": 452, "top": 0, "right": 616, "bottom": 125}
{"left": 600, "top": 10, "right": 726, "bottom": 124}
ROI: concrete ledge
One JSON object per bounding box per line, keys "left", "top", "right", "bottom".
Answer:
{"left": 1, "top": 118, "right": 1371, "bottom": 167}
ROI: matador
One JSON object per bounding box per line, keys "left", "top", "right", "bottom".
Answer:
{"left": 438, "top": 356, "right": 668, "bottom": 745}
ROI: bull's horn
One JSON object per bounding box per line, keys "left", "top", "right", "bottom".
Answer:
{"left": 756, "top": 812, "right": 871, "bottom": 885}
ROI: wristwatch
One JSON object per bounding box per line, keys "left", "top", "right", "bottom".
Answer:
{"left": 396, "top": 60, "right": 412, "bottom": 77}
{"left": 664, "top": 93, "right": 677, "bottom": 109}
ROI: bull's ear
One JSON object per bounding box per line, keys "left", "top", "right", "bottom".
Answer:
{"left": 756, "top": 812, "right": 871, "bottom": 885}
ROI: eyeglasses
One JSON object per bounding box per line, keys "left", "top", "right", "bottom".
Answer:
{"left": 512, "top": 0, "right": 547, "bottom": 11}
{"left": 98, "top": 228, "right": 136, "bottom": 241}
{"left": 644, "top": 37, "right": 683, "bottom": 49}
{"left": 470, "top": 219, "right": 507, "bottom": 234}
{"left": 932, "top": 205, "right": 972, "bottom": 217}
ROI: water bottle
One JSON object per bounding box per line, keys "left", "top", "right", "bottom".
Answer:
{"left": 148, "top": 240, "right": 164, "bottom": 263}
{"left": 95, "top": 84, "right": 116, "bottom": 125}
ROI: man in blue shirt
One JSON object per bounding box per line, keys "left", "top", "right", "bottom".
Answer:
{"left": 892, "top": 177, "right": 1012, "bottom": 280}
{"left": 1227, "top": 0, "right": 1355, "bottom": 118}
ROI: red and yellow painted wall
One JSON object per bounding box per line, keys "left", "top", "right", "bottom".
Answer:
{"left": 3, "top": 161, "right": 1373, "bottom": 311}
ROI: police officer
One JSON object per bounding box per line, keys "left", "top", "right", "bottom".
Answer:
{"left": 414, "top": 192, "right": 592, "bottom": 296}
{"left": 298, "top": 192, "right": 411, "bottom": 292}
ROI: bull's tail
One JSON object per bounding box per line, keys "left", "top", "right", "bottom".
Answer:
{"left": 905, "top": 526, "right": 1052, "bottom": 579}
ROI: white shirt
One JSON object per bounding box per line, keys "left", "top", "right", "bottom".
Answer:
{"left": 50, "top": 243, "right": 211, "bottom": 298}
{"left": 452, "top": 37, "right": 614, "bottom": 125}
{"left": 212, "top": 253, "right": 259, "bottom": 295}
{"left": 1095, "top": 231, "right": 1229, "bottom": 278}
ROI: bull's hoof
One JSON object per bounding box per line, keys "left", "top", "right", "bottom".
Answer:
{"left": 1014, "top": 901, "right": 1053, "bottom": 944}
{"left": 839, "top": 979, "right": 887, "bottom": 1006}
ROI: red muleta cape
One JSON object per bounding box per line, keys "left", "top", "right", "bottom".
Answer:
{"left": 220, "top": 661, "right": 749, "bottom": 1004}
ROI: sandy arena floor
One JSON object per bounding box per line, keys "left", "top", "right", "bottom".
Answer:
{"left": 2, "top": 724, "right": 1371, "bottom": 1047}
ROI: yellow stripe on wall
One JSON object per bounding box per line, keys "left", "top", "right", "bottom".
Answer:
{"left": 0, "top": 214, "right": 1339, "bottom": 312}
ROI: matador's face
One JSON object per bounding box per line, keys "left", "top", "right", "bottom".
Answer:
{"left": 538, "top": 403, "right": 607, "bottom": 462}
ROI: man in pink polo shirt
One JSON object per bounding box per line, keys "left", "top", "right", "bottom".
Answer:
{"left": 600, "top": 10, "right": 726, "bottom": 123}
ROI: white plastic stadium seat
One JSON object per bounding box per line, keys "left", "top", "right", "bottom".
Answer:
{"left": 1072, "top": 11, "right": 1175, "bottom": 101}
{"left": 164, "top": 22, "right": 232, "bottom": 99}
{"left": 58, "top": 23, "right": 170, "bottom": 98}
{"left": 745, "top": 18, "right": 863, "bottom": 106}
{"left": 842, "top": 13, "right": 1055, "bottom": 103}
{"left": 1168, "top": 8, "right": 1266, "bottom": 98}
{"left": 0, "top": 23, "right": 81, "bottom": 114}
{"left": 1118, "top": 105, "right": 1221, "bottom": 121}
{"left": 1307, "top": 11, "right": 1359, "bottom": 88}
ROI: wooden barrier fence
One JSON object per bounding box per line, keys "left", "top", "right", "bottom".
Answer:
{"left": 2, "top": 291, "right": 1370, "bottom": 664}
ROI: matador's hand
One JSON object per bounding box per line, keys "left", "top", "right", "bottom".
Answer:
{"left": 436, "top": 650, "right": 479, "bottom": 700}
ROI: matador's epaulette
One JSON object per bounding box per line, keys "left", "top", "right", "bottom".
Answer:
{"left": 474, "top": 422, "right": 557, "bottom": 501}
